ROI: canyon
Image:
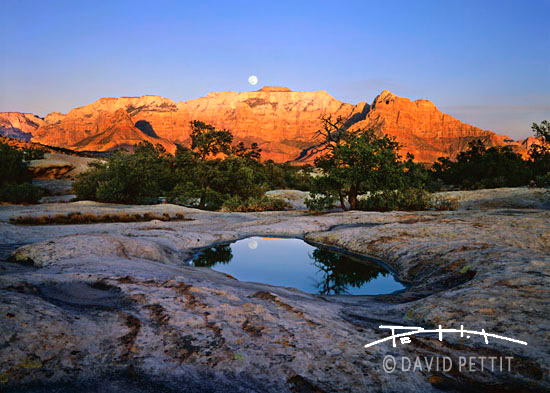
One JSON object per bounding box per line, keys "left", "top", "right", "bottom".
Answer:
{"left": 0, "top": 88, "right": 528, "bottom": 163}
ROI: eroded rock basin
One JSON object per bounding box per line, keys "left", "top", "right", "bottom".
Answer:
{"left": 0, "top": 191, "right": 549, "bottom": 392}
{"left": 190, "top": 236, "right": 405, "bottom": 296}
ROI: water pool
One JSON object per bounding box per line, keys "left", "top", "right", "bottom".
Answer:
{"left": 190, "top": 237, "right": 405, "bottom": 295}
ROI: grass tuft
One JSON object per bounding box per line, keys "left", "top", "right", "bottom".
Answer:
{"left": 10, "top": 212, "right": 191, "bottom": 225}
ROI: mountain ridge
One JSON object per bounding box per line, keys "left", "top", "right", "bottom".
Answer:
{"left": 0, "top": 88, "right": 527, "bottom": 162}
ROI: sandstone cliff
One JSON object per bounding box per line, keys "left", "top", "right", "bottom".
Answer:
{"left": 31, "top": 100, "right": 177, "bottom": 153}
{"left": 0, "top": 112, "right": 44, "bottom": 141}
{"left": 347, "top": 90, "right": 525, "bottom": 162}
{"left": 1, "top": 88, "right": 527, "bottom": 162}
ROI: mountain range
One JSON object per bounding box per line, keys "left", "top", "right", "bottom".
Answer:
{"left": 0, "top": 87, "right": 530, "bottom": 163}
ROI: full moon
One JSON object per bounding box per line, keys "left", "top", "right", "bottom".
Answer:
{"left": 248, "top": 239, "right": 258, "bottom": 249}
{"left": 248, "top": 75, "right": 258, "bottom": 85}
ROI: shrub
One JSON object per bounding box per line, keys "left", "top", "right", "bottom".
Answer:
{"left": 430, "top": 195, "right": 460, "bottom": 211}
{"left": 432, "top": 139, "right": 536, "bottom": 190}
{"left": 0, "top": 142, "right": 42, "bottom": 204}
{"left": 0, "top": 142, "right": 31, "bottom": 185}
{"left": 262, "top": 161, "right": 313, "bottom": 191}
{"left": 73, "top": 143, "right": 168, "bottom": 204}
{"left": 167, "top": 182, "right": 202, "bottom": 207}
{"left": 72, "top": 163, "right": 108, "bottom": 201}
{"left": 357, "top": 188, "right": 433, "bottom": 212}
{"left": 22, "top": 147, "right": 45, "bottom": 161}
{"left": 534, "top": 172, "right": 550, "bottom": 188}
{"left": 220, "top": 196, "right": 289, "bottom": 212}
{"left": 0, "top": 183, "right": 43, "bottom": 204}
{"left": 73, "top": 130, "right": 280, "bottom": 210}
{"left": 10, "top": 212, "right": 189, "bottom": 225}
{"left": 169, "top": 155, "right": 268, "bottom": 210}
{"left": 304, "top": 193, "right": 337, "bottom": 212}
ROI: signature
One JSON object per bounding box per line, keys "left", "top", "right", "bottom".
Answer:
{"left": 364, "top": 325, "right": 528, "bottom": 348}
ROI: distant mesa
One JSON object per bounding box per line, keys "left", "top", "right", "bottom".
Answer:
{"left": 0, "top": 89, "right": 528, "bottom": 163}
{"left": 258, "top": 86, "right": 292, "bottom": 92}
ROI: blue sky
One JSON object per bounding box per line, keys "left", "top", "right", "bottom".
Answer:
{"left": 1, "top": 0, "right": 548, "bottom": 139}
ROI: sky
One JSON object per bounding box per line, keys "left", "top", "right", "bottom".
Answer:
{"left": 1, "top": 0, "right": 549, "bottom": 139}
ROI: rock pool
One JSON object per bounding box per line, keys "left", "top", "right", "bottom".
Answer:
{"left": 190, "top": 236, "right": 405, "bottom": 295}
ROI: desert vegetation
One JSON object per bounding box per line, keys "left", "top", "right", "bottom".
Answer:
{"left": 305, "top": 115, "right": 435, "bottom": 211}
{"left": 10, "top": 212, "right": 188, "bottom": 225}
{"left": 307, "top": 119, "right": 549, "bottom": 211}
{"left": 431, "top": 121, "right": 550, "bottom": 189}
{"left": 71, "top": 120, "right": 549, "bottom": 212}
{"left": 0, "top": 141, "right": 43, "bottom": 204}
{"left": 73, "top": 121, "right": 304, "bottom": 211}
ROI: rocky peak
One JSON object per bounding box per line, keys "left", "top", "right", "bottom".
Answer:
{"left": 44, "top": 112, "right": 66, "bottom": 124}
{"left": 375, "top": 89, "right": 396, "bottom": 102}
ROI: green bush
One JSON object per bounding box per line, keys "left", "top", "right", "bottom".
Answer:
{"left": 22, "top": 147, "right": 45, "bottom": 161}
{"left": 72, "top": 163, "right": 108, "bottom": 201}
{"left": 0, "top": 141, "right": 42, "bottom": 204}
{"left": 358, "top": 188, "right": 433, "bottom": 212}
{"left": 0, "top": 183, "right": 43, "bottom": 204}
{"left": 73, "top": 143, "right": 168, "bottom": 204}
{"left": 209, "top": 156, "right": 267, "bottom": 201}
{"left": 431, "top": 140, "right": 532, "bottom": 190}
{"left": 167, "top": 156, "right": 268, "bottom": 210}
{"left": 432, "top": 120, "right": 550, "bottom": 191}
{"left": 304, "top": 193, "right": 336, "bottom": 212}
{"left": 71, "top": 120, "right": 318, "bottom": 209}
{"left": 529, "top": 121, "right": 550, "bottom": 180}
{"left": 0, "top": 142, "right": 32, "bottom": 185}
{"left": 167, "top": 181, "right": 201, "bottom": 207}
{"left": 535, "top": 172, "right": 550, "bottom": 188}
{"left": 221, "top": 196, "right": 289, "bottom": 212}
{"left": 262, "top": 161, "right": 313, "bottom": 191}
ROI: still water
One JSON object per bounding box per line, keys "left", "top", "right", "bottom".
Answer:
{"left": 190, "top": 237, "right": 405, "bottom": 295}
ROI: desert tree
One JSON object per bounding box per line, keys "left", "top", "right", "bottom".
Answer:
{"left": 189, "top": 120, "right": 233, "bottom": 160}
{"left": 529, "top": 120, "right": 550, "bottom": 185}
{"left": 313, "top": 114, "right": 354, "bottom": 154}
{"left": 307, "top": 128, "right": 405, "bottom": 210}
{"left": 233, "top": 141, "right": 262, "bottom": 161}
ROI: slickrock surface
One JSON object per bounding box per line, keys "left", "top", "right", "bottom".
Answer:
{"left": 28, "top": 153, "right": 100, "bottom": 180}
{"left": 0, "top": 189, "right": 548, "bottom": 392}
{"left": 439, "top": 187, "right": 550, "bottom": 210}
{"left": 1, "top": 89, "right": 527, "bottom": 162}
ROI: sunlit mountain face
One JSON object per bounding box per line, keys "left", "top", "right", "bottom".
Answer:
{"left": 0, "top": 89, "right": 528, "bottom": 164}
